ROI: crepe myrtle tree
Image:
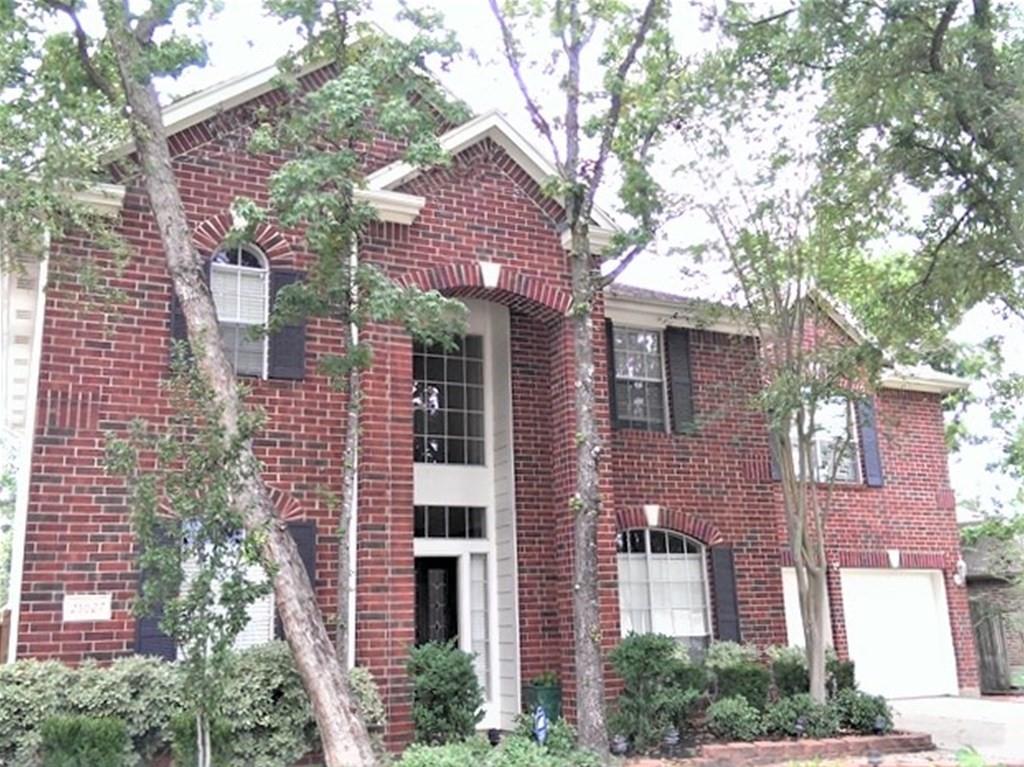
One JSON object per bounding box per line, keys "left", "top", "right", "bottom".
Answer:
{"left": 106, "top": 353, "right": 275, "bottom": 767}
{"left": 682, "top": 133, "right": 885, "bottom": 700}
{"left": 5, "top": 2, "right": 462, "bottom": 764}
{"left": 487, "top": 0, "right": 682, "bottom": 756}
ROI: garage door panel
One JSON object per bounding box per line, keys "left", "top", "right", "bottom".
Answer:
{"left": 840, "top": 569, "right": 958, "bottom": 699}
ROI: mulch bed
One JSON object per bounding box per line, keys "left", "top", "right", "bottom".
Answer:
{"left": 627, "top": 732, "right": 935, "bottom": 766}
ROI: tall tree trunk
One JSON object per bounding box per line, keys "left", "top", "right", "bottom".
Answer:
{"left": 103, "top": 12, "right": 377, "bottom": 767}
{"left": 569, "top": 223, "right": 610, "bottom": 758}
{"left": 336, "top": 357, "right": 360, "bottom": 662}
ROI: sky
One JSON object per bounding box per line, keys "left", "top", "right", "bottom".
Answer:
{"left": 111, "top": 1, "right": 1024, "bottom": 519}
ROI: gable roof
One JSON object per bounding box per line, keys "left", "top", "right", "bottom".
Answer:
{"left": 365, "top": 110, "right": 618, "bottom": 233}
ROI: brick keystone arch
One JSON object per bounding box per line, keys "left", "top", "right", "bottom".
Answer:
{"left": 191, "top": 212, "right": 296, "bottom": 266}
{"left": 399, "top": 262, "right": 572, "bottom": 319}
{"left": 156, "top": 484, "right": 303, "bottom": 522}
{"left": 615, "top": 507, "right": 726, "bottom": 547}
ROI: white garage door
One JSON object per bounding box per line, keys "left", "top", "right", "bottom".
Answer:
{"left": 840, "top": 569, "right": 958, "bottom": 698}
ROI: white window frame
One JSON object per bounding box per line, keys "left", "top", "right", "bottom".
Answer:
{"left": 178, "top": 531, "right": 275, "bottom": 659}
{"left": 612, "top": 325, "right": 671, "bottom": 433}
{"left": 792, "top": 398, "right": 861, "bottom": 484}
{"left": 210, "top": 244, "right": 270, "bottom": 379}
{"left": 616, "top": 528, "right": 713, "bottom": 641}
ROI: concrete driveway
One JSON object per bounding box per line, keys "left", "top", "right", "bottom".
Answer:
{"left": 892, "top": 696, "right": 1024, "bottom": 765}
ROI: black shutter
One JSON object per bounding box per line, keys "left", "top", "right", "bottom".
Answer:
{"left": 769, "top": 437, "right": 782, "bottom": 481}
{"left": 168, "top": 261, "right": 210, "bottom": 365}
{"left": 268, "top": 270, "right": 307, "bottom": 380}
{"left": 135, "top": 524, "right": 178, "bottom": 661}
{"left": 665, "top": 327, "right": 695, "bottom": 433}
{"left": 855, "top": 398, "right": 884, "bottom": 487}
{"left": 275, "top": 521, "right": 317, "bottom": 639}
{"left": 605, "top": 319, "right": 619, "bottom": 429}
{"left": 711, "top": 546, "right": 741, "bottom": 642}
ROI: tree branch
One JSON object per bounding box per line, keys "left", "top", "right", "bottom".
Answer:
{"left": 582, "top": 0, "right": 660, "bottom": 215}
{"left": 929, "top": 0, "right": 960, "bottom": 73}
{"left": 487, "top": 0, "right": 564, "bottom": 173}
{"left": 46, "top": 1, "right": 118, "bottom": 103}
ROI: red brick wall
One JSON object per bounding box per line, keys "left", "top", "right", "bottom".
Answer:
{"left": 16, "top": 85, "right": 977, "bottom": 758}
{"left": 609, "top": 329, "right": 978, "bottom": 690}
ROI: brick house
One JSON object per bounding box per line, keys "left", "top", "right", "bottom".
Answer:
{"left": 2, "top": 62, "right": 979, "bottom": 745}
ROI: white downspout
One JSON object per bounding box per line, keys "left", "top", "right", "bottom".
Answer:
{"left": 347, "top": 240, "right": 358, "bottom": 670}
{"left": 7, "top": 245, "right": 49, "bottom": 663}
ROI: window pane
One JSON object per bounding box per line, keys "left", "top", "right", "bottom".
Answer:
{"left": 650, "top": 530, "right": 667, "bottom": 554}
{"left": 468, "top": 507, "right": 486, "bottom": 538}
{"left": 448, "top": 507, "right": 467, "bottom": 538}
{"left": 235, "top": 333, "right": 264, "bottom": 376}
{"left": 412, "top": 335, "right": 485, "bottom": 466}
{"left": 428, "top": 506, "right": 446, "bottom": 537}
{"left": 612, "top": 328, "right": 666, "bottom": 430}
{"left": 238, "top": 272, "right": 265, "bottom": 323}
{"left": 414, "top": 506, "right": 426, "bottom": 538}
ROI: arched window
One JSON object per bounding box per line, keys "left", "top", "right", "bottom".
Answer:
{"left": 210, "top": 244, "right": 269, "bottom": 377}
{"left": 616, "top": 528, "right": 711, "bottom": 643}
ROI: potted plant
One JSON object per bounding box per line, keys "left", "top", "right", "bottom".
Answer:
{"left": 525, "top": 671, "right": 562, "bottom": 722}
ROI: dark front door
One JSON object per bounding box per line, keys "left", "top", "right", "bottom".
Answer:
{"left": 415, "top": 557, "right": 459, "bottom": 646}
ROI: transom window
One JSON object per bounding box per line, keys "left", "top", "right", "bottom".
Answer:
{"left": 796, "top": 398, "right": 861, "bottom": 483}
{"left": 210, "top": 245, "right": 269, "bottom": 377}
{"left": 414, "top": 506, "right": 487, "bottom": 539}
{"left": 613, "top": 327, "right": 667, "bottom": 431}
{"left": 413, "top": 335, "right": 485, "bottom": 465}
{"left": 617, "top": 528, "right": 709, "bottom": 643}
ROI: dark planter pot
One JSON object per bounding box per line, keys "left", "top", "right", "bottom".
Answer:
{"left": 524, "top": 683, "right": 562, "bottom": 722}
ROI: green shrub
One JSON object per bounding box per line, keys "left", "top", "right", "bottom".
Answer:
{"left": 169, "top": 713, "right": 232, "bottom": 767}
{"left": 706, "top": 696, "right": 763, "bottom": 742}
{"left": 394, "top": 731, "right": 601, "bottom": 767}
{"left": 714, "top": 663, "right": 772, "bottom": 711}
{"left": 704, "top": 641, "right": 760, "bottom": 670}
{"left": 0, "top": 656, "right": 181, "bottom": 767}
{"left": 395, "top": 738, "right": 492, "bottom": 767}
{"left": 349, "top": 666, "right": 387, "bottom": 733}
{"left": 408, "top": 641, "right": 484, "bottom": 745}
{"left": 0, "top": 642, "right": 322, "bottom": 767}
{"left": 608, "top": 634, "right": 704, "bottom": 753}
{"left": 763, "top": 694, "right": 840, "bottom": 739}
{"left": 767, "top": 646, "right": 809, "bottom": 698}
{"left": 40, "top": 716, "right": 130, "bottom": 767}
{"left": 827, "top": 657, "right": 856, "bottom": 694}
{"left": 834, "top": 689, "right": 892, "bottom": 734}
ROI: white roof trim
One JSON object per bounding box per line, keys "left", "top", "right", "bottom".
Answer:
{"left": 604, "top": 291, "right": 753, "bottom": 336}
{"left": 354, "top": 189, "right": 425, "bottom": 225}
{"left": 879, "top": 365, "right": 970, "bottom": 394}
{"left": 72, "top": 183, "right": 126, "bottom": 217}
{"left": 561, "top": 226, "right": 616, "bottom": 255}
{"left": 606, "top": 290, "right": 969, "bottom": 395}
{"left": 366, "top": 110, "right": 619, "bottom": 232}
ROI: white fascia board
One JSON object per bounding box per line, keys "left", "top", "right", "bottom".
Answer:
{"left": 6, "top": 245, "right": 48, "bottom": 663}
{"left": 109, "top": 59, "right": 330, "bottom": 159}
{"left": 560, "top": 226, "right": 616, "bottom": 255}
{"left": 604, "top": 293, "right": 753, "bottom": 336}
{"left": 366, "top": 111, "right": 620, "bottom": 232}
{"left": 71, "top": 183, "right": 126, "bottom": 217}
{"left": 879, "top": 365, "right": 971, "bottom": 395}
{"left": 353, "top": 188, "right": 425, "bottom": 225}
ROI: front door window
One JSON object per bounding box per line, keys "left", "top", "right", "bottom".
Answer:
{"left": 415, "top": 557, "right": 459, "bottom": 646}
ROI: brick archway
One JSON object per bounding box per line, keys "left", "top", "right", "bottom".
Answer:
{"left": 191, "top": 212, "right": 297, "bottom": 266}
{"left": 399, "top": 262, "right": 572, "bottom": 320}
{"left": 615, "top": 507, "right": 726, "bottom": 547}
